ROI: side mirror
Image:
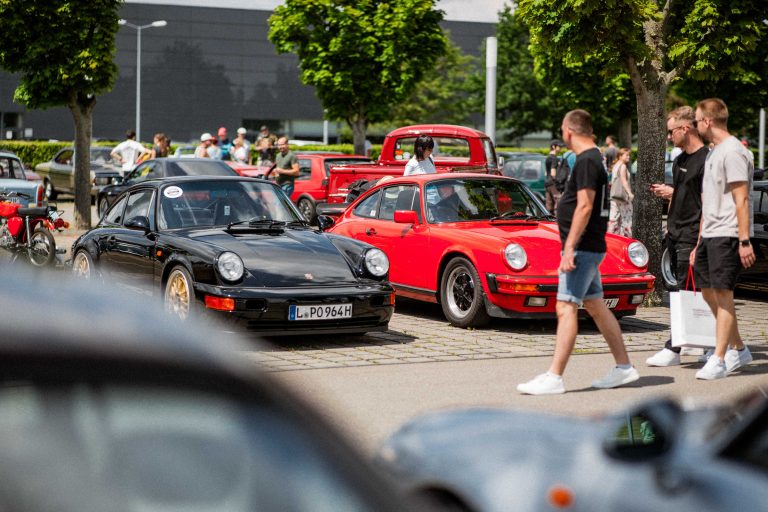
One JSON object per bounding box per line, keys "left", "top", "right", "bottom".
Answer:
{"left": 112, "top": 176, "right": 124, "bottom": 185}
{"left": 316, "top": 215, "right": 335, "bottom": 231}
{"left": 498, "top": 156, "right": 505, "bottom": 167}
{"left": 603, "top": 398, "right": 681, "bottom": 463}
{"left": 125, "top": 216, "right": 151, "bottom": 232}
{"left": 394, "top": 210, "right": 418, "bottom": 224}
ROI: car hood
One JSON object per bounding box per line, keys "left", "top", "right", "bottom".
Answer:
{"left": 186, "top": 227, "right": 361, "bottom": 286}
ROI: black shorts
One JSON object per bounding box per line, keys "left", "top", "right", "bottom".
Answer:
{"left": 694, "top": 237, "right": 742, "bottom": 290}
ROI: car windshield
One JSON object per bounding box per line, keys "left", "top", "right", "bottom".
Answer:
{"left": 90, "top": 148, "right": 115, "bottom": 164}
{"left": 167, "top": 160, "right": 237, "bottom": 177}
{"left": 158, "top": 180, "right": 301, "bottom": 230}
{"left": 503, "top": 157, "right": 545, "bottom": 181}
{"left": 424, "top": 178, "right": 548, "bottom": 223}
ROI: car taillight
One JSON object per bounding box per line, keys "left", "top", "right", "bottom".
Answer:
{"left": 36, "top": 185, "right": 44, "bottom": 206}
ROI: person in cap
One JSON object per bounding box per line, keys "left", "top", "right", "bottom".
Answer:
{"left": 195, "top": 132, "right": 213, "bottom": 158}
{"left": 257, "top": 125, "right": 278, "bottom": 148}
{"left": 544, "top": 139, "right": 564, "bottom": 213}
{"left": 236, "top": 127, "right": 251, "bottom": 163}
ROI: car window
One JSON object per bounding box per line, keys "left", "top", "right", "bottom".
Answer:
{"left": 54, "top": 150, "right": 74, "bottom": 165}
{"left": 378, "top": 185, "right": 419, "bottom": 222}
{"left": 297, "top": 159, "right": 312, "bottom": 181}
{"left": 393, "top": 137, "right": 470, "bottom": 161}
{"left": 168, "top": 160, "right": 236, "bottom": 176}
{"left": 323, "top": 158, "right": 372, "bottom": 177}
{"left": 10, "top": 158, "right": 25, "bottom": 180}
{"left": 104, "top": 195, "right": 129, "bottom": 225}
{"left": 0, "top": 158, "right": 9, "bottom": 178}
{"left": 352, "top": 190, "right": 381, "bottom": 219}
{"left": 128, "top": 162, "right": 159, "bottom": 184}
{"left": 124, "top": 189, "right": 154, "bottom": 225}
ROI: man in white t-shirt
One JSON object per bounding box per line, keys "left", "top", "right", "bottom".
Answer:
{"left": 111, "top": 130, "right": 149, "bottom": 173}
{"left": 691, "top": 98, "right": 755, "bottom": 380}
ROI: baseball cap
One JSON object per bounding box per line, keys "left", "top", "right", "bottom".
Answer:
{"left": 260, "top": 125, "right": 268, "bottom": 131}
{"left": 237, "top": 127, "right": 247, "bottom": 135}
{"left": 200, "top": 132, "right": 213, "bottom": 141}
{"left": 218, "top": 127, "right": 227, "bottom": 136}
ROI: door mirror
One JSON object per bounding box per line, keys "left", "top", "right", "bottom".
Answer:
{"left": 498, "top": 155, "right": 505, "bottom": 167}
{"left": 316, "top": 215, "right": 335, "bottom": 231}
{"left": 603, "top": 398, "right": 681, "bottom": 463}
{"left": 125, "top": 216, "right": 151, "bottom": 232}
{"left": 394, "top": 210, "right": 418, "bottom": 224}
{"left": 112, "top": 176, "right": 124, "bottom": 185}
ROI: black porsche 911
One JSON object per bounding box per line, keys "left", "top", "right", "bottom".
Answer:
{"left": 72, "top": 176, "right": 395, "bottom": 335}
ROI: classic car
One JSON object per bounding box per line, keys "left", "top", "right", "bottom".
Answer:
{"left": 0, "top": 151, "right": 44, "bottom": 206}
{"left": 0, "top": 268, "right": 414, "bottom": 512}
{"left": 34, "top": 146, "right": 122, "bottom": 202}
{"left": 498, "top": 151, "right": 547, "bottom": 196}
{"left": 73, "top": 176, "right": 394, "bottom": 335}
{"left": 660, "top": 179, "right": 768, "bottom": 293}
{"left": 96, "top": 158, "right": 239, "bottom": 217}
{"left": 377, "top": 392, "right": 768, "bottom": 512}
{"left": 326, "top": 173, "right": 654, "bottom": 327}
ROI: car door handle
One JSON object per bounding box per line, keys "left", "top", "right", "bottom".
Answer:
{"left": 365, "top": 228, "right": 376, "bottom": 235}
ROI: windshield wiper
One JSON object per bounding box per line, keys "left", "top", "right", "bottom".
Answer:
{"left": 226, "top": 218, "right": 286, "bottom": 230}
{"left": 490, "top": 211, "right": 554, "bottom": 222}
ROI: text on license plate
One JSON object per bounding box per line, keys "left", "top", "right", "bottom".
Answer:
{"left": 289, "top": 304, "right": 352, "bottom": 321}
{"left": 579, "top": 298, "right": 619, "bottom": 309}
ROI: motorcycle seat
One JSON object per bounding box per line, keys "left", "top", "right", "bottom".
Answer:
{"left": 17, "top": 207, "right": 48, "bottom": 217}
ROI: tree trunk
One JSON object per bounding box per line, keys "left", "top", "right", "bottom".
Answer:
{"left": 628, "top": 70, "right": 667, "bottom": 306}
{"left": 69, "top": 94, "right": 96, "bottom": 230}
{"left": 617, "top": 116, "right": 632, "bottom": 148}
{"left": 350, "top": 110, "right": 367, "bottom": 156}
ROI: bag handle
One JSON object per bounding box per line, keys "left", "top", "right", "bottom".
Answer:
{"left": 684, "top": 266, "right": 696, "bottom": 292}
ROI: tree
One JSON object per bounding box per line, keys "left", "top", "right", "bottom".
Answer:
{"left": 0, "top": 0, "right": 122, "bottom": 230}
{"left": 268, "top": 0, "right": 447, "bottom": 155}
{"left": 518, "top": 0, "right": 766, "bottom": 304}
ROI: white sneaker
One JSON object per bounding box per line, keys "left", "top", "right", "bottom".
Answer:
{"left": 646, "top": 348, "right": 681, "bottom": 367}
{"left": 698, "top": 349, "right": 714, "bottom": 363}
{"left": 725, "top": 346, "right": 753, "bottom": 373}
{"left": 591, "top": 366, "right": 640, "bottom": 389}
{"left": 517, "top": 373, "right": 565, "bottom": 395}
{"left": 696, "top": 356, "right": 726, "bottom": 380}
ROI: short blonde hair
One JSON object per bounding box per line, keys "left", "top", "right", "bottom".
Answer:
{"left": 667, "top": 106, "right": 695, "bottom": 126}
{"left": 563, "top": 109, "right": 593, "bottom": 136}
{"left": 696, "top": 98, "right": 728, "bottom": 126}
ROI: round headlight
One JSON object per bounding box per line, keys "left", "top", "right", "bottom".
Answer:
{"left": 364, "top": 248, "right": 389, "bottom": 277}
{"left": 628, "top": 241, "right": 649, "bottom": 267}
{"left": 504, "top": 243, "right": 527, "bottom": 270}
{"left": 217, "top": 251, "right": 244, "bottom": 282}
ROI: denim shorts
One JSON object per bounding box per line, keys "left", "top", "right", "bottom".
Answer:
{"left": 557, "top": 250, "right": 606, "bottom": 305}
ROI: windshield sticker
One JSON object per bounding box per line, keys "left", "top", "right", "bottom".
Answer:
{"left": 164, "top": 186, "right": 183, "bottom": 199}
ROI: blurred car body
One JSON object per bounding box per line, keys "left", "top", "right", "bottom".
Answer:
{"left": 0, "top": 268, "right": 413, "bottom": 512}
{"left": 34, "top": 147, "right": 122, "bottom": 202}
{"left": 377, "top": 393, "right": 768, "bottom": 512}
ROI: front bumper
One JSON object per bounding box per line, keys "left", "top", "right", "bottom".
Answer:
{"left": 193, "top": 282, "right": 395, "bottom": 335}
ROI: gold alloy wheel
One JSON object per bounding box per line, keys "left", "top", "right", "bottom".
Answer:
{"left": 72, "top": 251, "right": 92, "bottom": 279}
{"left": 165, "top": 268, "right": 192, "bottom": 320}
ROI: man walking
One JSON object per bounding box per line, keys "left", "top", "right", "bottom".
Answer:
{"left": 691, "top": 98, "right": 754, "bottom": 380}
{"left": 272, "top": 136, "right": 300, "bottom": 197}
{"left": 518, "top": 109, "right": 638, "bottom": 395}
{"left": 646, "top": 106, "right": 708, "bottom": 366}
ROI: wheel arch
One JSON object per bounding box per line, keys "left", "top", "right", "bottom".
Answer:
{"left": 436, "top": 250, "right": 479, "bottom": 304}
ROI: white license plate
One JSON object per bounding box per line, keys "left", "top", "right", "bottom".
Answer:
{"left": 579, "top": 298, "right": 619, "bottom": 309}
{"left": 289, "top": 303, "right": 352, "bottom": 321}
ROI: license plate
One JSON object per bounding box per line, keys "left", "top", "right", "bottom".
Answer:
{"left": 579, "top": 298, "right": 619, "bottom": 309}
{"left": 289, "top": 303, "right": 352, "bottom": 321}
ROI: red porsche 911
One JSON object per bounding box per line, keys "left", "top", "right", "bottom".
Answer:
{"left": 326, "top": 173, "right": 655, "bottom": 327}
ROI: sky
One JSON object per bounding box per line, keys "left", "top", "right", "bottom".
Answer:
{"left": 125, "top": 0, "right": 509, "bottom": 24}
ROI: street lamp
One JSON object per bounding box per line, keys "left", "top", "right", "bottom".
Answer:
{"left": 118, "top": 19, "right": 167, "bottom": 142}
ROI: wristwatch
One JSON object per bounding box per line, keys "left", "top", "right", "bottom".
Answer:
{"left": 739, "top": 239, "right": 751, "bottom": 247}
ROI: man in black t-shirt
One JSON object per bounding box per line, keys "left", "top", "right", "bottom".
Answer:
{"left": 544, "top": 139, "right": 563, "bottom": 213}
{"left": 646, "top": 106, "right": 708, "bottom": 367}
{"left": 518, "top": 109, "right": 639, "bottom": 395}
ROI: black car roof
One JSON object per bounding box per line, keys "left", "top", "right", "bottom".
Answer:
{"left": 132, "top": 174, "right": 267, "bottom": 189}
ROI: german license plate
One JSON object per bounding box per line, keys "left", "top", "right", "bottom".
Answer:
{"left": 579, "top": 298, "right": 619, "bottom": 309}
{"left": 289, "top": 303, "right": 352, "bottom": 321}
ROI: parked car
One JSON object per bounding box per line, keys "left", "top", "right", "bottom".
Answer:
{"left": 0, "top": 151, "right": 45, "bottom": 206}
{"left": 171, "top": 144, "right": 197, "bottom": 158}
{"left": 326, "top": 173, "right": 654, "bottom": 327}
{"left": 73, "top": 176, "right": 394, "bottom": 336}
{"left": 0, "top": 268, "right": 414, "bottom": 512}
{"left": 96, "top": 158, "right": 239, "bottom": 217}
{"left": 498, "top": 151, "right": 547, "bottom": 196}
{"left": 377, "top": 391, "right": 768, "bottom": 512}
{"left": 34, "top": 146, "right": 122, "bottom": 202}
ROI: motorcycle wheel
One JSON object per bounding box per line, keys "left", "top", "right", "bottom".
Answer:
{"left": 28, "top": 228, "right": 56, "bottom": 267}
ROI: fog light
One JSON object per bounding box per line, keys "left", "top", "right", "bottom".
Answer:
{"left": 525, "top": 296, "right": 548, "bottom": 307}
{"left": 205, "top": 295, "right": 235, "bottom": 311}
{"left": 629, "top": 294, "right": 645, "bottom": 305}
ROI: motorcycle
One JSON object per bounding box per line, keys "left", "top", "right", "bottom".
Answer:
{"left": 0, "top": 191, "right": 68, "bottom": 266}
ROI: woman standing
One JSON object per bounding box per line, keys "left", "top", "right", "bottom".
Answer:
{"left": 608, "top": 147, "right": 634, "bottom": 237}
{"left": 149, "top": 133, "right": 170, "bottom": 159}
{"left": 403, "top": 134, "right": 436, "bottom": 175}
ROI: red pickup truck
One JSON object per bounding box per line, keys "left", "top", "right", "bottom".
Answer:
{"left": 318, "top": 124, "right": 500, "bottom": 214}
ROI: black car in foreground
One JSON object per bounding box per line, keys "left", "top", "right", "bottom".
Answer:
{"left": 0, "top": 268, "right": 414, "bottom": 512}
{"left": 73, "top": 176, "right": 394, "bottom": 335}
{"left": 96, "top": 158, "right": 239, "bottom": 217}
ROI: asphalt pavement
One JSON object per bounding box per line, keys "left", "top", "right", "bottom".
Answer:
{"left": 50, "top": 198, "right": 768, "bottom": 455}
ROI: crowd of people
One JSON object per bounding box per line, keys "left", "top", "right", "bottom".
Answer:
{"left": 194, "top": 125, "right": 279, "bottom": 166}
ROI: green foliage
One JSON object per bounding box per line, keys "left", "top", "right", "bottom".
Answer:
{"left": 268, "top": 0, "right": 447, "bottom": 127}
{"left": 0, "top": 0, "right": 121, "bottom": 109}
{"left": 0, "top": 141, "right": 69, "bottom": 168}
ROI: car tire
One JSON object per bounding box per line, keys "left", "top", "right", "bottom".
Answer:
{"left": 165, "top": 266, "right": 196, "bottom": 321}
{"left": 27, "top": 228, "right": 56, "bottom": 267}
{"left": 297, "top": 197, "right": 316, "bottom": 223}
{"left": 440, "top": 257, "right": 490, "bottom": 328}
{"left": 44, "top": 179, "right": 57, "bottom": 201}
{"left": 72, "top": 249, "right": 96, "bottom": 280}
{"left": 660, "top": 247, "right": 678, "bottom": 290}
{"left": 98, "top": 197, "right": 110, "bottom": 218}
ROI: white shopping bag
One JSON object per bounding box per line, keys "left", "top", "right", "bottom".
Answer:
{"left": 670, "top": 290, "right": 716, "bottom": 348}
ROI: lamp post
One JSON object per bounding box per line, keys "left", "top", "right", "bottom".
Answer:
{"left": 118, "top": 19, "right": 167, "bottom": 142}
